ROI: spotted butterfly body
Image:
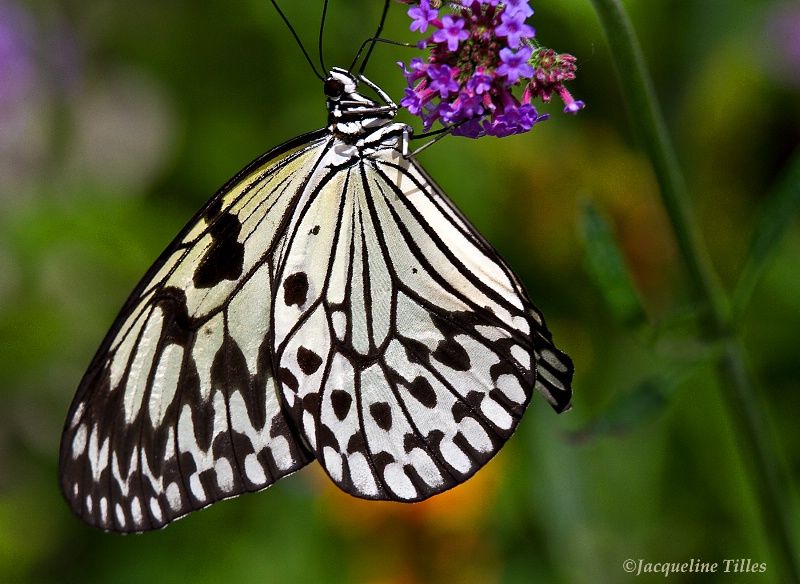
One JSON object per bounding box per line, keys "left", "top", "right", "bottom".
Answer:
{"left": 59, "top": 68, "right": 573, "bottom": 533}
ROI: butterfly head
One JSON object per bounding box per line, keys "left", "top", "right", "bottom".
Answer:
{"left": 324, "top": 70, "right": 358, "bottom": 102}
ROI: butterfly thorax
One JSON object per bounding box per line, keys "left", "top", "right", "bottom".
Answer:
{"left": 325, "top": 68, "right": 398, "bottom": 143}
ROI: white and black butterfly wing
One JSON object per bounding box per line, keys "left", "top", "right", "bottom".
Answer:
{"left": 61, "top": 65, "right": 575, "bottom": 531}
{"left": 59, "top": 132, "right": 329, "bottom": 532}
{"left": 406, "top": 157, "right": 574, "bottom": 415}
{"left": 408, "top": 159, "right": 574, "bottom": 415}
{"left": 272, "top": 144, "right": 573, "bottom": 501}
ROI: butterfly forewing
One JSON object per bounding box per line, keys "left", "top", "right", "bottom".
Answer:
{"left": 60, "top": 133, "right": 329, "bottom": 532}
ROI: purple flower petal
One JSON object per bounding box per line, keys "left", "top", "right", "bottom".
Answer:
{"left": 427, "top": 63, "right": 460, "bottom": 99}
{"left": 564, "top": 100, "right": 585, "bottom": 114}
{"left": 504, "top": 0, "right": 534, "bottom": 18}
{"left": 408, "top": 0, "right": 438, "bottom": 34}
{"left": 466, "top": 72, "right": 493, "bottom": 94}
{"left": 400, "top": 87, "right": 424, "bottom": 115}
{"left": 452, "top": 117, "right": 485, "bottom": 139}
{"left": 457, "top": 91, "right": 484, "bottom": 119}
{"left": 497, "top": 46, "right": 534, "bottom": 84}
{"left": 432, "top": 14, "right": 470, "bottom": 52}
{"left": 495, "top": 9, "right": 536, "bottom": 49}
{"left": 439, "top": 101, "right": 460, "bottom": 124}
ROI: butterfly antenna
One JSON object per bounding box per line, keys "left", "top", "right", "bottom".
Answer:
{"left": 318, "top": 0, "right": 329, "bottom": 74}
{"left": 269, "top": 0, "right": 324, "bottom": 81}
{"left": 351, "top": 0, "right": 392, "bottom": 75}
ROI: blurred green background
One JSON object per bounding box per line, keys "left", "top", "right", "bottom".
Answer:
{"left": 1, "top": 0, "right": 798, "bottom": 582}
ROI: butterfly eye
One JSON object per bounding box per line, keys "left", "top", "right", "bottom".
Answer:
{"left": 324, "top": 77, "right": 346, "bottom": 99}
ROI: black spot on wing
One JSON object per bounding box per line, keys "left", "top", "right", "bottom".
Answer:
{"left": 302, "top": 392, "right": 320, "bottom": 414}
{"left": 309, "top": 225, "right": 320, "bottom": 235}
{"left": 278, "top": 367, "right": 299, "bottom": 392}
{"left": 402, "top": 431, "right": 426, "bottom": 453}
{"left": 283, "top": 272, "right": 309, "bottom": 307}
{"left": 489, "top": 356, "right": 518, "bottom": 382}
{"left": 317, "top": 422, "right": 338, "bottom": 452}
{"left": 205, "top": 197, "right": 223, "bottom": 220}
{"left": 402, "top": 337, "right": 431, "bottom": 366}
{"left": 153, "top": 286, "right": 194, "bottom": 343}
{"left": 464, "top": 390, "right": 485, "bottom": 410}
{"left": 296, "top": 346, "right": 322, "bottom": 375}
{"left": 369, "top": 402, "right": 393, "bottom": 431}
{"left": 194, "top": 213, "right": 245, "bottom": 289}
{"left": 407, "top": 376, "right": 437, "bottom": 408}
{"left": 331, "top": 390, "right": 352, "bottom": 421}
{"left": 430, "top": 311, "right": 469, "bottom": 337}
{"left": 432, "top": 337, "right": 471, "bottom": 371}
{"left": 371, "top": 451, "right": 395, "bottom": 475}
{"left": 451, "top": 400, "right": 472, "bottom": 423}
{"left": 346, "top": 431, "right": 368, "bottom": 455}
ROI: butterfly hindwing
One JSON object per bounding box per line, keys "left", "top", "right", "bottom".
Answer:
{"left": 272, "top": 142, "right": 571, "bottom": 501}
{"left": 59, "top": 133, "right": 328, "bottom": 532}
{"left": 409, "top": 158, "right": 574, "bottom": 414}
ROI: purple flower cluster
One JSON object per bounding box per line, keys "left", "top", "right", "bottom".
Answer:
{"left": 397, "top": 0, "right": 584, "bottom": 138}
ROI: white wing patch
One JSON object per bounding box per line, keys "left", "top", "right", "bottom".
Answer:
{"left": 149, "top": 343, "right": 183, "bottom": 426}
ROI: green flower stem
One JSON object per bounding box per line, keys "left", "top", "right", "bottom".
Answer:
{"left": 587, "top": 0, "right": 799, "bottom": 579}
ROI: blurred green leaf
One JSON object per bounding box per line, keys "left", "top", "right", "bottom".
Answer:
{"left": 567, "top": 369, "right": 689, "bottom": 443}
{"left": 644, "top": 303, "right": 730, "bottom": 363}
{"left": 734, "top": 148, "right": 800, "bottom": 315}
{"left": 579, "top": 198, "right": 647, "bottom": 327}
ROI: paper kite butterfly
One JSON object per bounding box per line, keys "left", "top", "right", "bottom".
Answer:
{"left": 59, "top": 58, "right": 574, "bottom": 532}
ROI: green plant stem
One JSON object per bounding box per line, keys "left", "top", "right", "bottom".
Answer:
{"left": 587, "top": 0, "right": 799, "bottom": 579}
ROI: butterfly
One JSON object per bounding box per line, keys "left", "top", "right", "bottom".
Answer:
{"left": 59, "top": 63, "right": 574, "bottom": 532}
